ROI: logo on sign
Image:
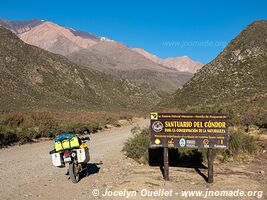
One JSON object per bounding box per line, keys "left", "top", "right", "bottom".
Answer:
{"left": 154, "top": 139, "right": 161, "bottom": 145}
{"left": 203, "top": 139, "right": 210, "bottom": 148}
{"left": 217, "top": 139, "right": 224, "bottom": 145}
{"left": 152, "top": 121, "right": 163, "bottom": 132}
{"left": 179, "top": 138, "right": 186, "bottom": 147}
{"left": 150, "top": 112, "right": 158, "bottom": 120}
{"left": 186, "top": 140, "right": 196, "bottom": 147}
{"left": 168, "top": 139, "right": 174, "bottom": 145}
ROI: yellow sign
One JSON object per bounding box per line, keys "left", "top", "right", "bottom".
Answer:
{"left": 150, "top": 112, "right": 158, "bottom": 120}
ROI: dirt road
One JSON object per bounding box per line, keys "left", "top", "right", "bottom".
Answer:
{"left": 0, "top": 118, "right": 266, "bottom": 200}
{"left": 0, "top": 118, "right": 149, "bottom": 200}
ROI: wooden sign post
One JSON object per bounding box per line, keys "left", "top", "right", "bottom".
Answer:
{"left": 150, "top": 112, "right": 228, "bottom": 183}
{"left": 207, "top": 148, "right": 214, "bottom": 183}
{"left": 163, "top": 146, "right": 169, "bottom": 180}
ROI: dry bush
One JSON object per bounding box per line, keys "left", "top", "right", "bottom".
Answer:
{"left": 0, "top": 111, "right": 138, "bottom": 147}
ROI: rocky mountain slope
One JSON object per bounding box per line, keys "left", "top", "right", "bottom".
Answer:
{"left": 0, "top": 27, "right": 159, "bottom": 111}
{"left": 0, "top": 18, "right": 194, "bottom": 95}
{"left": 19, "top": 21, "right": 98, "bottom": 55}
{"left": 169, "top": 20, "right": 267, "bottom": 121}
{"left": 67, "top": 41, "right": 192, "bottom": 96}
{"left": 132, "top": 48, "right": 204, "bottom": 73}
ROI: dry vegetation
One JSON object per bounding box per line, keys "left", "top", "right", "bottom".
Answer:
{"left": 0, "top": 111, "right": 140, "bottom": 147}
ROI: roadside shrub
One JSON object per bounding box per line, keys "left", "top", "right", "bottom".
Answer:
{"left": 0, "top": 111, "right": 134, "bottom": 147}
{"left": 87, "top": 121, "right": 102, "bottom": 133}
{"left": 130, "top": 125, "right": 142, "bottom": 135}
{"left": 241, "top": 110, "right": 267, "bottom": 128}
{"left": 229, "top": 130, "right": 260, "bottom": 156}
{"left": 122, "top": 128, "right": 150, "bottom": 164}
{"left": 0, "top": 129, "right": 19, "bottom": 147}
{"left": 1, "top": 113, "right": 25, "bottom": 126}
{"left": 38, "top": 125, "right": 57, "bottom": 138}
{"left": 16, "top": 132, "right": 33, "bottom": 144}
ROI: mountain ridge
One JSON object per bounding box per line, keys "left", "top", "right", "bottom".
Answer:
{"left": 18, "top": 21, "right": 98, "bottom": 55}
{"left": 0, "top": 18, "right": 197, "bottom": 95}
{"left": 0, "top": 26, "right": 159, "bottom": 111}
{"left": 132, "top": 48, "right": 204, "bottom": 73}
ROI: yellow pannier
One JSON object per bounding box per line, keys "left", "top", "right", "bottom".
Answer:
{"left": 54, "top": 136, "right": 80, "bottom": 152}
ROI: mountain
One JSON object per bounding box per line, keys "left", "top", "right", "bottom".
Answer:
{"left": 132, "top": 48, "right": 204, "bottom": 73}
{"left": 0, "top": 18, "right": 194, "bottom": 95}
{"left": 159, "top": 56, "right": 203, "bottom": 73}
{"left": 0, "top": 18, "right": 100, "bottom": 41}
{"left": 67, "top": 41, "right": 192, "bottom": 95}
{"left": 0, "top": 19, "right": 101, "bottom": 56}
{"left": 19, "top": 21, "right": 99, "bottom": 55}
{"left": 0, "top": 18, "right": 43, "bottom": 34}
{"left": 0, "top": 26, "right": 160, "bottom": 111}
{"left": 168, "top": 20, "right": 267, "bottom": 120}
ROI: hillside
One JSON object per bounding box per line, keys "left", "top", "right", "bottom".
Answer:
{"left": 169, "top": 20, "right": 267, "bottom": 124}
{"left": 67, "top": 41, "right": 192, "bottom": 95}
{"left": 0, "top": 27, "right": 159, "bottom": 111}
{"left": 0, "top": 18, "right": 194, "bottom": 95}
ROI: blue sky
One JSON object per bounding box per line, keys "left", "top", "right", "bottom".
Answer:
{"left": 1, "top": 0, "right": 267, "bottom": 63}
